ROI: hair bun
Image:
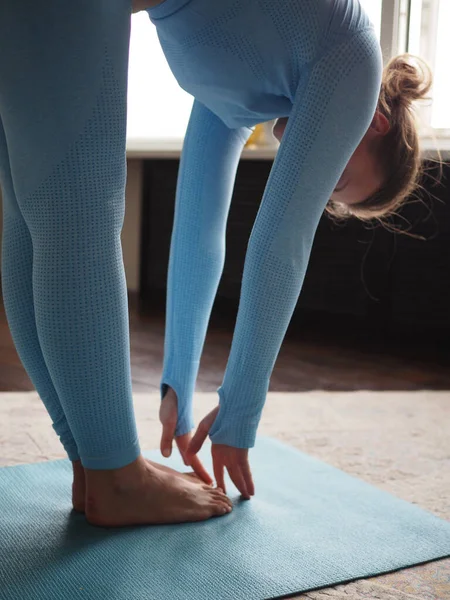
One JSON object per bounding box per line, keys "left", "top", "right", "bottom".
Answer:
{"left": 383, "top": 54, "right": 432, "bottom": 108}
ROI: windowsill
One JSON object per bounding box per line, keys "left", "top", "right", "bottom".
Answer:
{"left": 126, "top": 138, "right": 279, "bottom": 160}
{"left": 126, "top": 137, "right": 450, "bottom": 161}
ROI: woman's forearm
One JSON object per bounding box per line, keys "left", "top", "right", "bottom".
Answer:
{"left": 160, "top": 101, "right": 251, "bottom": 437}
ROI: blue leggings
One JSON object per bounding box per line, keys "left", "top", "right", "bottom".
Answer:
{"left": 0, "top": 0, "right": 141, "bottom": 469}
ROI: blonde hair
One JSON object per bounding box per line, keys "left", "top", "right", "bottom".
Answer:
{"left": 327, "top": 54, "right": 435, "bottom": 223}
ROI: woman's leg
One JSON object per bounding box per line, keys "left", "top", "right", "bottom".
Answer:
{"left": 0, "top": 113, "right": 86, "bottom": 511}
{"left": 0, "top": 0, "right": 140, "bottom": 471}
{"left": 0, "top": 0, "right": 231, "bottom": 525}
{"left": 0, "top": 117, "right": 80, "bottom": 464}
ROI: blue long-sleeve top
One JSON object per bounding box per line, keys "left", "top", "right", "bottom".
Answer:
{"left": 147, "top": 0, "right": 382, "bottom": 447}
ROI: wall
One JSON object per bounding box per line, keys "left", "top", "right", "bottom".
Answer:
{"left": 0, "top": 159, "right": 143, "bottom": 293}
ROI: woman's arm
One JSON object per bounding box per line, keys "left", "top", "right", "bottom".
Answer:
{"left": 161, "top": 99, "right": 252, "bottom": 437}
{"left": 209, "top": 29, "right": 383, "bottom": 448}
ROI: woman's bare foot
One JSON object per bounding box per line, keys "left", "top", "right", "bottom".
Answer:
{"left": 72, "top": 459, "right": 210, "bottom": 513}
{"left": 72, "top": 460, "right": 86, "bottom": 513}
{"left": 84, "top": 455, "right": 233, "bottom": 527}
{"left": 147, "top": 460, "right": 210, "bottom": 485}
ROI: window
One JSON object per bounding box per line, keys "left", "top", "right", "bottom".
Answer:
{"left": 127, "top": 12, "right": 193, "bottom": 145}
{"left": 406, "top": 0, "right": 450, "bottom": 131}
{"left": 365, "top": 0, "right": 449, "bottom": 135}
{"left": 127, "top": 1, "right": 449, "bottom": 146}
{"left": 359, "top": 0, "right": 383, "bottom": 38}
{"left": 431, "top": 1, "right": 450, "bottom": 129}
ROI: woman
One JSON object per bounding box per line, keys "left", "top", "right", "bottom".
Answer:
{"left": 0, "top": 0, "right": 431, "bottom": 527}
{"left": 144, "top": 0, "right": 432, "bottom": 499}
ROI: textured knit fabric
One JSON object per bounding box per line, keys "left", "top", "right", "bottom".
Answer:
{"left": 0, "top": 0, "right": 141, "bottom": 469}
{"left": 148, "top": 0, "right": 383, "bottom": 446}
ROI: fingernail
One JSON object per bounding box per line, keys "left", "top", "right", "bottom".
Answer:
{"left": 162, "top": 449, "right": 170, "bottom": 457}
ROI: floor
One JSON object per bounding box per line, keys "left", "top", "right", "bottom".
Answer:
{"left": 1, "top": 292, "right": 449, "bottom": 393}
{"left": 1, "top": 292, "right": 449, "bottom": 600}
{"left": 2, "top": 388, "right": 449, "bottom": 600}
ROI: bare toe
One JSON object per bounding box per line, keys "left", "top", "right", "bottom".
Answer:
{"left": 210, "top": 488, "right": 232, "bottom": 502}
{"left": 211, "top": 501, "right": 232, "bottom": 516}
{"left": 208, "top": 489, "right": 233, "bottom": 511}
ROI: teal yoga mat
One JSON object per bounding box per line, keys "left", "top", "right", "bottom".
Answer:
{"left": 1, "top": 437, "right": 449, "bottom": 600}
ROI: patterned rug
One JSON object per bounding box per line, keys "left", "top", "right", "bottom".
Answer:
{"left": 1, "top": 390, "right": 449, "bottom": 599}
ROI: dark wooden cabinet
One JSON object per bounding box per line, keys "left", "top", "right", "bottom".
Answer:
{"left": 140, "top": 158, "right": 450, "bottom": 343}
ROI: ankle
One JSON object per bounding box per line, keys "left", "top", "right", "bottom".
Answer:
{"left": 84, "top": 455, "right": 147, "bottom": 489}
{"left": 72, "top": 460, "right": 84, "bottom": 477}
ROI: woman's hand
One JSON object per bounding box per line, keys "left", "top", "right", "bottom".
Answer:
{"left": 185, "top": 406, "right": 255, "bottom": 500}
{"left": 159, "top": 390, "right": 213, "bottom": 485}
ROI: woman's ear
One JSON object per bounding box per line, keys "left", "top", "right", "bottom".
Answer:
{"left": 370, "top": 110, "right": 390, "bottom": 135}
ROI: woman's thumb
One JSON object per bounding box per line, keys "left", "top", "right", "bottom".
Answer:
{"left": 160, "top": 418, "right": 176, "bottom": 458}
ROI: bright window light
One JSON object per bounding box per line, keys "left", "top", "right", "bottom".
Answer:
{"left": 359, "top": 0, "right": 383, "bottom": 38}
{"left": 127, "top": 12, "right": 193, "bottom": 142}
{"left": 431, "top": 0, "right": 450, "bottom": 129}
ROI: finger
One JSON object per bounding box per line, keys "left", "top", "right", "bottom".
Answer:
{"left": 189, "top": 454, "right": 214, "bottom": 485}
{"left": 159, "top": 397, "right": 177, "bottom": 459}
{"left": 188, "top": 420, "right": 210, "bottom": 457}
{"left": 174, "top": 434, "right": 192, "bottom": 466}
{"left": 239, "top": 457, "right": 255, "bottom": 496}
{"left": 213, "top": 455, "right": 226, "bottom": 495}
{"left": 177, "top": 434, "right": 213, "bottom": 485}
{"left": 188, "top": 407, "right": 220, "bottom": 458}
{"left": 227, "top": 463, "right": 250, "bottom": 500}
{"left": 160, "top": 420, "right": 176, "bottom": 458}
